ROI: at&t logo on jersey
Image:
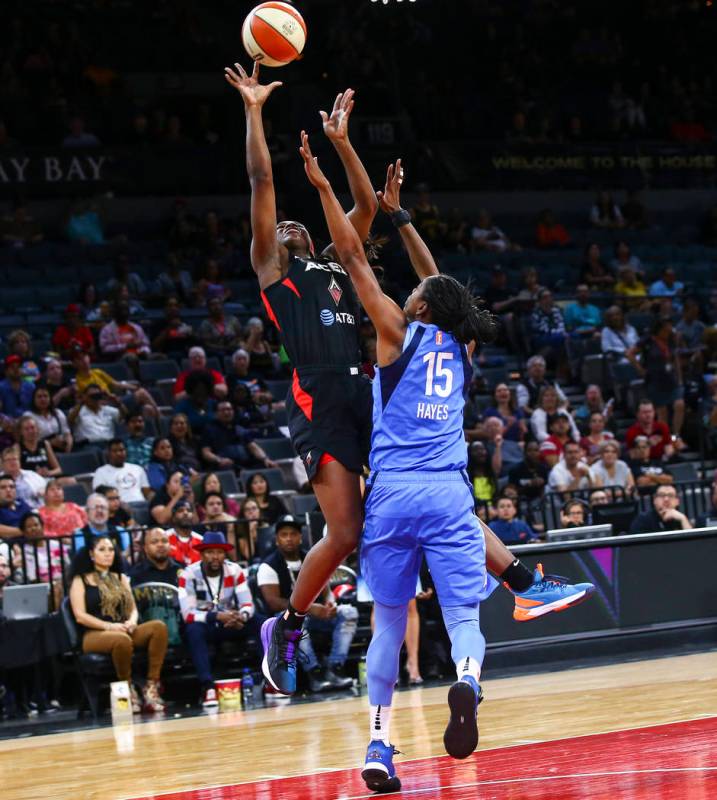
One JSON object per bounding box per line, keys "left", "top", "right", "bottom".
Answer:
{"left": 320, "top": 309, "right": 355, "bottom": 327}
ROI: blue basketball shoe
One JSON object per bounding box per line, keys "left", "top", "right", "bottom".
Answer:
{"left": 362, "top": 739, "right": 402, "bottom": 793}
{"left": 512, "top": 563, "right": 595, "bottom": 622}
{"left": 443, "top": 675, "right": 483, "bottom": 759}
{"left": 260, "top": 615, "right": 302, "bottom": 695}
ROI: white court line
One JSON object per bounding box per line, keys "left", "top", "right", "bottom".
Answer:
{"left": 340, "top": 766, "right": 717, "bottom": 800}
{"left": 119, "top": 715, "right": 717, "bottom": 800}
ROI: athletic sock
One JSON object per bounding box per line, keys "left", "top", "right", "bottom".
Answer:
{"left": 369, "top": 704, "right": 392, "bottom": 745}
{"left": 455, "top": 656, "right": 481, "bottom": 684}
{"left": 283, "top": 603, "right": 307, "bottom": 630}
{"left": 499, "top": 559, "right": 534, "bottom": 593}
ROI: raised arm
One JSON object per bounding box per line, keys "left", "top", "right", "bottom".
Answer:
{"left": 378, "top": 159, "right": 439, "bottom": 280}
{"left": 321, "top": 89, "right": 377, "bottom": 242}
{"left": 225, "top": 61, "right": 285, "bottom": 290}
{"left": 299, "top": 132, "right": 406, "bottom": 360}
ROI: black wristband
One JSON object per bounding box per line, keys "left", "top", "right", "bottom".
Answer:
{"left": 390, "top": 209, "right": 411, "bottom": 229}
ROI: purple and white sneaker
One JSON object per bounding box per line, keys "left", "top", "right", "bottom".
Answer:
{"left": 261, "top": 615, "right": 302, "bottom": 695}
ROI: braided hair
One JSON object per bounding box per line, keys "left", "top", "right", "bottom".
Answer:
{"left": 420, "top": 275, "right": 497, "bottom": 345}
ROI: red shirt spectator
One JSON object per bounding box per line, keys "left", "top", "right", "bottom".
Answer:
{"left": 167, "top": 528, "right": 202, "bottom": 565}
{"left": 174, "top": 346, "right": 227, "bottom": 399}
{"left": 625, "top": 401, "right": 672, "bottom": 460}
{"left": 52, "top": 304, "right": 95, "bottom": 358}
{"left": 536, "top": 210, "right": 570, "bottom": 248}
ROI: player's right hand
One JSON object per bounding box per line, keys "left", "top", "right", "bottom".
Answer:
{"left": 377, "top": 159, "right": 404, "bottom": 215}
{"left": 299, "top": 131, "right": 330, "bottom": 190}
{"left": 224, "top": 61, "right": 282, "bottom": 108}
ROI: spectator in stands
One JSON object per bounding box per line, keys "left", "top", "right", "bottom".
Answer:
{"left": 629, "top": 485, "right": 691, "bottom": 533}
{"left": 621, "top": 190, "right": 649, "bottom": 229}
{"left": 0, "top": 474, "right": 32, "bottom": 538}
{"left": 241, "top": 318, "right": 279, "bottom": 377}
{"left": 200, "top": 401, "right": 275, "bottom": 472}
{"left": 482, "top": 383, "right": 527, "bottom": 442}
{"left": 151, "top": 296, "right": 195, "bottom": 357}
{"left": 228, "top": 348, "right": 263, "bottom": 392}
{"left": 202, "top": 493, "right": 239, "bottom": 552}
{"left": 199, "top": 297, "right": 243, "bottom": 356}
{"left": 615, "top": 266, "right": 648, "bottom": 308}
{"left": 530, "top": 288, "right": 567, "bottom": 366}
{"left": 0, "top": 201, "right": 44, "bottom": 246}
{"left": 69, "top": 536, "right": 167, "bottom": 714}
{"left": 196, "top": 472, "right": 240, "bottom": 520}
{"left": 237, "top": 498, "right": 265, "bottom": 561}
{"left": 129, "top": 528, "right": 183, "bottom": 587}
{"left": 39, "top": 480, "right": 87, "bottom": 537}
{"left": 625, "top": 400, "right": 675, "bottom": 461}
{"left": 592, "top": 441, "right": 635, "bottom": 496}
{"left": 66, "top": 198, "right": 105, "bottom": 245}
{"left": 579, "top": 411, "right": 616, "bottom": 464}
{"left": 62, "top": 116, "right": 101, "bottom": 148}
{"left": 0, "top": 355, "right": 34, "bottom": 418}
{"left": 1, "top": 445, "right": 45, "bottom": 509}
{"left": 410, "top": 183, "right": 444, "bottom": 247}
{"left": 489, "top": 496, "right": 538, "bottom": 545}
{"left": 99, "top": 301, "right": 151, "bottom": 363}
{"left": 12, "top": 512, "right": 65, "bottom": 589}
{"left": 40, "top": 358, "right": 75, "bottom": 412}
{"left": 610, "top": 241, "right": 642, "bottom": 274}
{"left": 52, "top": 304, "right": 95, "bottom": 360}
{"left": 244, "top": 471, "right": 287, "bottom": 526}
{"left": 150, "top": 470, "right": 197, "bottom": 526}
{"left": 638, "top": 319, "right": 685, "bottom": 445}
{"left": 483, "top": 416, "right": 523, "bottom": 476}
{"left": 481, "top": 266, "right": 514, "bottom": 315}
{"left": 560, "top": 499, "right": 588, "bottom": 528}
{"left": 27, "top": 386, "right": 73, "bottom": 453}
{"left": 232, "top": 383, "right": 276, "bottom": 439}
{"left": 530, "top": 386, "right": 579, "bottom": 443}
{"left": 548, "top": 441, "right": 602, "bottom": 493}
{"left": 179, "top": 531, "right": 260, "bottom": 708}
{"left": 564, "top": 284, "right": 602, "bottom": 338}
{"left": 168, "top": 413, "right": 201, "bottom": 474}
{"left": 123, "top": 409, "right": 154, "bottom": 468}
{"left": 71, "top": 350, "right": 159, "bottom": 420}
{"left": 535, "top": 209, "right": 570, "bottom": 248}
{"left": 257, "top": 515, "right": 355, "bottom": 692}
{"left": 155, "top": 256, "right": 194, "bottom": 305}
{"left": 508, "top": 441, "right": 549, "bottom": 503}
{"left": 467, "top": 441, "right": 498, "bottom": 505}
{"left": 105, "top": 254, "right": 147, "bottom": 301}
{"left": 676, "top": 298, "right": 706, "bottom": 377}
{"left": 517, "top": 355, "right": 567, "bottom": 414}
{"left": 174, "top": 346, "right": 227, "bottom": 401}
{"left": 7, "top": 329, "right": 40, "bottom": 382}
{"left": 574, "top": 385, "right": 613, "bottom": 427}
{"left": 95, "top": 485, "right": 136, "bottom": 530}
{"left": 470, "top": 209, "right": 519, "bottom": 253}
{"left": 0, "top": 553, "right": 14, "bottom": 605}
{"left": 580, "top": 243, "right": 615, "bottom": 289}
{"left": 589, "top": 191, "right": 625, "bottom": 229}
{"left": 165, "top": 500, "right": 202, "bottom": 566}
{"left": 92, "top": 439, "right": 151, "bottom": 504}
{"left": 194, "top": 257, "right": 230, "bottom": 306}
{"left": 146, "top": 437, "right": 189, "bottom": 492}
{"left": 626, "top": 436, "right": 674, "bottom": 492}
{"left": 601, "top": 305, "right": 641, "bottom": 370}
{"left": 74, "top": 493, "right": 129, "bottom": 555}
{"left": 649, "top": 267, "right": 684, "bottom": 311}
{"left": 539, "top": 412, "right": 576, "bottom": 468}
{"left": 174, "top": 371, "right": 217, "bottom": 436}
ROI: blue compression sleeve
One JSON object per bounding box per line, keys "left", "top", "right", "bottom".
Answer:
{"left": 367, "top": 600, "right": 409, "bottom": 707}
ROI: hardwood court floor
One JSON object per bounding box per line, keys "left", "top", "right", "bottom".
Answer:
{"left": 2, "top": 651, "right": 716, "bottom": 800}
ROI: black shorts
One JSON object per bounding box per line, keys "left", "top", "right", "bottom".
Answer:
{"left": 286, "top": 365, "right": 373, "bottom": 481}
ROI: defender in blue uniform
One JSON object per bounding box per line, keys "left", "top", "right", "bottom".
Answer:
{"left": 300, "top": 135, "right": 500, "bottom": 791}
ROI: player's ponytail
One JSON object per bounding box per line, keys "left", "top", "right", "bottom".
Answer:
{"left": 421, "top": 275, "right": 497, "bottom": 345}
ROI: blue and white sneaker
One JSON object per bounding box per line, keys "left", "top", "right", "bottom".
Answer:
{"left": 260, "top": 615, "right": 302, "bottom": 695}
{"left": 443, "top": 675, "right": 483, "bottom": 759}
{"left": 512, "top": 563, "right": 595, "bottom": 622}
{"left": 362, "top": 739, "right": 401, "bottom": 794}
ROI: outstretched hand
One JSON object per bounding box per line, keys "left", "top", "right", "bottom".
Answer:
{"left": 320, "top": 89, "right": 355, "bottom": 143}
{"left": 299, "top": 131, "right": 330, "bottom": 190}
{"left": 224, "top": 61, "right": 282, "bottom": 109}
{"left": 376, "top": 159, "right": 404, "bottom": 215}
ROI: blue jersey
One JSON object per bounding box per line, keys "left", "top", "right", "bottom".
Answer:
{"left": 370, "top": 321, "right": 472, "bottom": 472}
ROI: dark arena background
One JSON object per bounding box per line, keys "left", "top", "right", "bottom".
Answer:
{"left": 1, "top": 1, "right": 716, "bottom": 798}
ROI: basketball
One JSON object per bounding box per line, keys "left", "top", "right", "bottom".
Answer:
{"left": 241, "top": 2, "right": 307, "bottom": 68}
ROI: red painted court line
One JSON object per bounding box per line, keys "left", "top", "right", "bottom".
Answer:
{"left": 133, "top": 716, "right": 717, "bottom": 800}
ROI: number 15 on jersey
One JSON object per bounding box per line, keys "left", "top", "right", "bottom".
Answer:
{"left": 423, "top": 352, "right": 454, "bottom": 398}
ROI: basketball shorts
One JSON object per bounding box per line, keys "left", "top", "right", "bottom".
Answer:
{"left": 361, "top": 470, "right": 498, "bottom": 608}
{"left": 287, "top": 366, "right": 373, "bottom": 481}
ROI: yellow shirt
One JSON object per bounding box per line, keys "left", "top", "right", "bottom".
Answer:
{"left": 76, "top": 368, "right": 115, "bottom": 395}
{"left": 615, "top": 281, "right": 646, "bottom": 297}
{"left": 472, "top": 476, "right": 494, "bottom": 502}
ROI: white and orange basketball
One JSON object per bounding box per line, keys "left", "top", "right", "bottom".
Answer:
{"left": 242, "top": 2, "right": 307, "bottom": 68}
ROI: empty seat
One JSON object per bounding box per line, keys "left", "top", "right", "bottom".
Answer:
{"left": 128, "top": 501, "right": 151, "bottom": 526}
{"left": 291, "top": 494, "right": 319, "bottom": 515}
{"left": 259, "top": 438, "right": 296, "bottom": 460}
{"left": 139, "top": 360, "right": 180, "bottom": 384}
{"left": 92, "top": 361, "right": 132, "bottom": 383}
{"left": 58, "top": 450, "right": 103, "bottom": 476}
{"left": 667, "top": 461, "right": 699, "bottom": 483}
{"left": 214, "top": 470, "right": 240, "bottom": 495}
{"left": 61, "top": 482, "right": 89, "bottom": 505}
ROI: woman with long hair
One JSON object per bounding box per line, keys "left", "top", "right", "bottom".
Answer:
{"left": 244, "top": 471, "right": 287, "bottom": 525}
{"left": 482, "top": 383, "right": 527, "bottom": 442}
{"left": 579, "top": 411, "right": 616, "bottom": 465}
{"left": 467, "top": 441, "right": 498, "bottom": 506}
{"left": 69, "top": 535, "right": 167, "bottom": 713}
{"left": 196, "top": 472, "right": 240, "bottom": 519}
{"left": 237, "top": 497, "right": 267, "bottom": 561}
{"left": 530, "top": 385, "right": 580, "bottom": 443}
{"left": 581, "top": 242, "right": 615, "bottom": 289}
{"left": 39, "top": 480, "right": 88, "bottom": 537}
{"left": 150, "top": 470, "right": 197, "bottom": 526}
{"left": 27, "top": 385, "right": 73, "bottom": 453}
{"left": 146, "top": 437, "right": 187, "bottom": 492}
{"left": 168, "top": 413, "right": 201, "bottom": 473}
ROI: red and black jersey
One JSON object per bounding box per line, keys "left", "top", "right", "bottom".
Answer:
{"left": 261, "top": 254, "right": 362, "bottom": 369}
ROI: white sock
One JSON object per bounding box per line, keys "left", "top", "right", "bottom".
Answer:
{"left": 455, "top": 656, "right": 481, "bottom": 684}
{"left": 369, "top": 704, "right": 392, "bottom": 745}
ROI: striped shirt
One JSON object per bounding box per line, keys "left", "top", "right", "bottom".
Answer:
{"left": 178, "top": 559, "right": 254, "bottom": 624}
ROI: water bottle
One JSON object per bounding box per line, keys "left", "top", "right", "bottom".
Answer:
{"left": 241, "top": 667, "right": 255, "bottom": 709}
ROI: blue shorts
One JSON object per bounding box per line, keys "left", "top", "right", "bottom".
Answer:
{"left": 360, "top": 470, "right": 497, "bottom": 608}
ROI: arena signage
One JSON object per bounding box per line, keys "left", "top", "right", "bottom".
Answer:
{"left": 0, "top": 154, "right": 109, "bottom": 186}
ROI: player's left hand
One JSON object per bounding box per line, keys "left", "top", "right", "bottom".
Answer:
{"left": 376, "top": 159, "right": 404, "bottom": 215}
{"left": 299, "top": 131, "right": 330, "bottom": 190}
{"left": 320, "top": 89, "right": 355, "bottom": 143}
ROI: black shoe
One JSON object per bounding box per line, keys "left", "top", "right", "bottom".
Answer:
{"left": 443, "top": 677, "right": 482, "bottom": 759}
{"left": 307, "top": 666, "right": 332, "bottom": 693}
{"left": 324, "top": 665, "right": 353, "bottom": 690}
